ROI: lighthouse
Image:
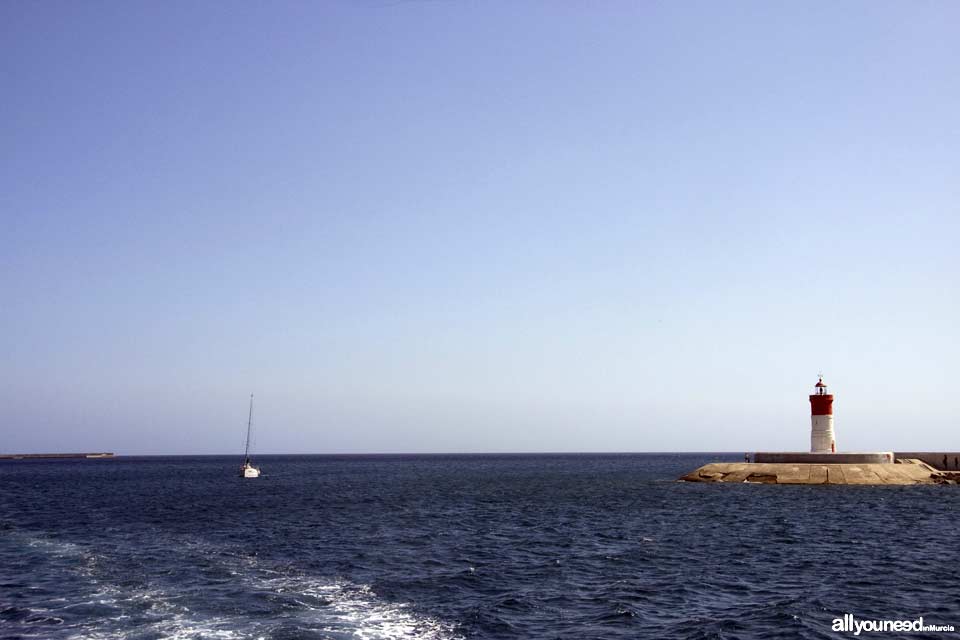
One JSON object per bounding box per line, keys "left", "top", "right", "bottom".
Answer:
{"left": 748, "top": 375, "right": 892, "bottom": 467}
{"left": 809, "top": 375, "right": 835, "bottom": 453}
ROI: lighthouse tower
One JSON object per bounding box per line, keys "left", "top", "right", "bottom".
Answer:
{"left": 809, "top": 375, "right": 835, "bottom": 453}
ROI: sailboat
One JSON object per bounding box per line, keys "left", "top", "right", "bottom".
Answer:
{"left": 239, "top": 394, "right": 261, "bottom": 478}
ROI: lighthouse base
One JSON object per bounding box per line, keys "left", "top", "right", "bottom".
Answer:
{"left": 753, "top": 452, "right": 894, "bottom": 465}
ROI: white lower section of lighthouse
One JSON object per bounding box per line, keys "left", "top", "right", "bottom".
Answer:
{"left": 810, "top": 415, "right": 835, "bottom": 453}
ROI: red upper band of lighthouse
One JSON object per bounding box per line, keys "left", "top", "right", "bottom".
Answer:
{"left": 809, "top": 376, "right": 833, "bottom": 415}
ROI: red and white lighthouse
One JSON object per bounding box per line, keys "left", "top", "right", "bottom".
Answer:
{"left": 809, "top": 375, "right": 835, "bottom": 453}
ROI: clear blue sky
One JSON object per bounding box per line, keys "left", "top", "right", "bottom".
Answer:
{"left": 2, "top": 2, "right": 957, "bottom": 455}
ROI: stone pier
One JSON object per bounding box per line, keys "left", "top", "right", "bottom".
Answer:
{"left": 681, "top": 459, "right": 960, "bottom": 485}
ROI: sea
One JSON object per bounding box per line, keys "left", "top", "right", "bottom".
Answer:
{"left": 2, "top": 453, "right": 958, "bottom": 640}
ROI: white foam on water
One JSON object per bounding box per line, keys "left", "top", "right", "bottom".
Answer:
{"left": 63, "top": 578, "right": 460, "bottom": 640}
{"left": 24, "top": 536, "right": 85, "bottom": 561}
{"left": 255, "top": 576, "right": 462, "bottom": 640}
{"left": 10, "top": 535, "right": 249, "bottom": 640}
{"left": 15, "top": 533, "right": 461, "bottom": 640}
{"left": 71, "top": 615, "right": 253, "bottom": 640}
{"left": 20, "top": 535, "right": 106, "bottom": 580}
{"left": 57, "top": 581, "right": 259, "bottom": 640}
{"left": 177, "top": 536, "right": 464, "bottom": 639}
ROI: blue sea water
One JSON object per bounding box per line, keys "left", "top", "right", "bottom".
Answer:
{"left": 1, "top": 453, "right": 959, "bottom": 639}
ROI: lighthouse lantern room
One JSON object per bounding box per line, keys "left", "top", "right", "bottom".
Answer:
{"left": 809, "top": 375, "right": 835, "bottom": 453}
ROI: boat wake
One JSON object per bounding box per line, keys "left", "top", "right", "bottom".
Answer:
{"left": 3, "top": 533, "right": 462, "bottom": 640}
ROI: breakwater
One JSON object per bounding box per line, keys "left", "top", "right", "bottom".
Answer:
{"left": 753, "top": 452, "right": 894, "bottom": 464}
{"left": 0, "top": 452, "right": 115, "bottom": 460}
{"left": 682, "top": 458, "right": 960, "bottom": 485}
{"left": 893, "top": 452, "right": 960, "bottom": 470}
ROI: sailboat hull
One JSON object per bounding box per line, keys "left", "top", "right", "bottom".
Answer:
{"left": 240, "top": 463, "right": 260, "bottom": 478}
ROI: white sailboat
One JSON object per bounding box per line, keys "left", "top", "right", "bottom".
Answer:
{"left": 239, "top": 394, "right": 261, "bottom": 478}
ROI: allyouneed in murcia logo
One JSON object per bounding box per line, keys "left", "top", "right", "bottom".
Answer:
{"left": 832, "top": 614, "right": 955, "bottom": 635}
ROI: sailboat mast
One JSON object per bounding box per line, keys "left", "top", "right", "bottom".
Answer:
{"left": 244, "top": 394, "right": 254, "bottom": 461}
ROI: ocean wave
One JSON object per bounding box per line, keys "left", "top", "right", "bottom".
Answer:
{"left": 6, "top": 532, "right": 461, "bottom": 640}
{"left": 6, "top": 454, "right": 960, "bottom": 639}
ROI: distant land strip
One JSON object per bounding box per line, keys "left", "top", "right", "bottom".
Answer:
{"left": 0, "top": 452, "right": 115, "bottom": 460}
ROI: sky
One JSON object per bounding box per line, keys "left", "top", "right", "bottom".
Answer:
{"left": 2, "top": 1, "right": 958, "bottom": 455}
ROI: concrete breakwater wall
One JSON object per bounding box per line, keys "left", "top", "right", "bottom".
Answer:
{"left": 894, "top": 452, "right": 960, "bottom": 471}
{"left": 682, "top": 459, "right": 960, "bottom": 485}
{"left": 0, "top": 452, "right": 115, "bottom": 460}
{"left": 753, "top": 452, "right": 894, "bottom": 464}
